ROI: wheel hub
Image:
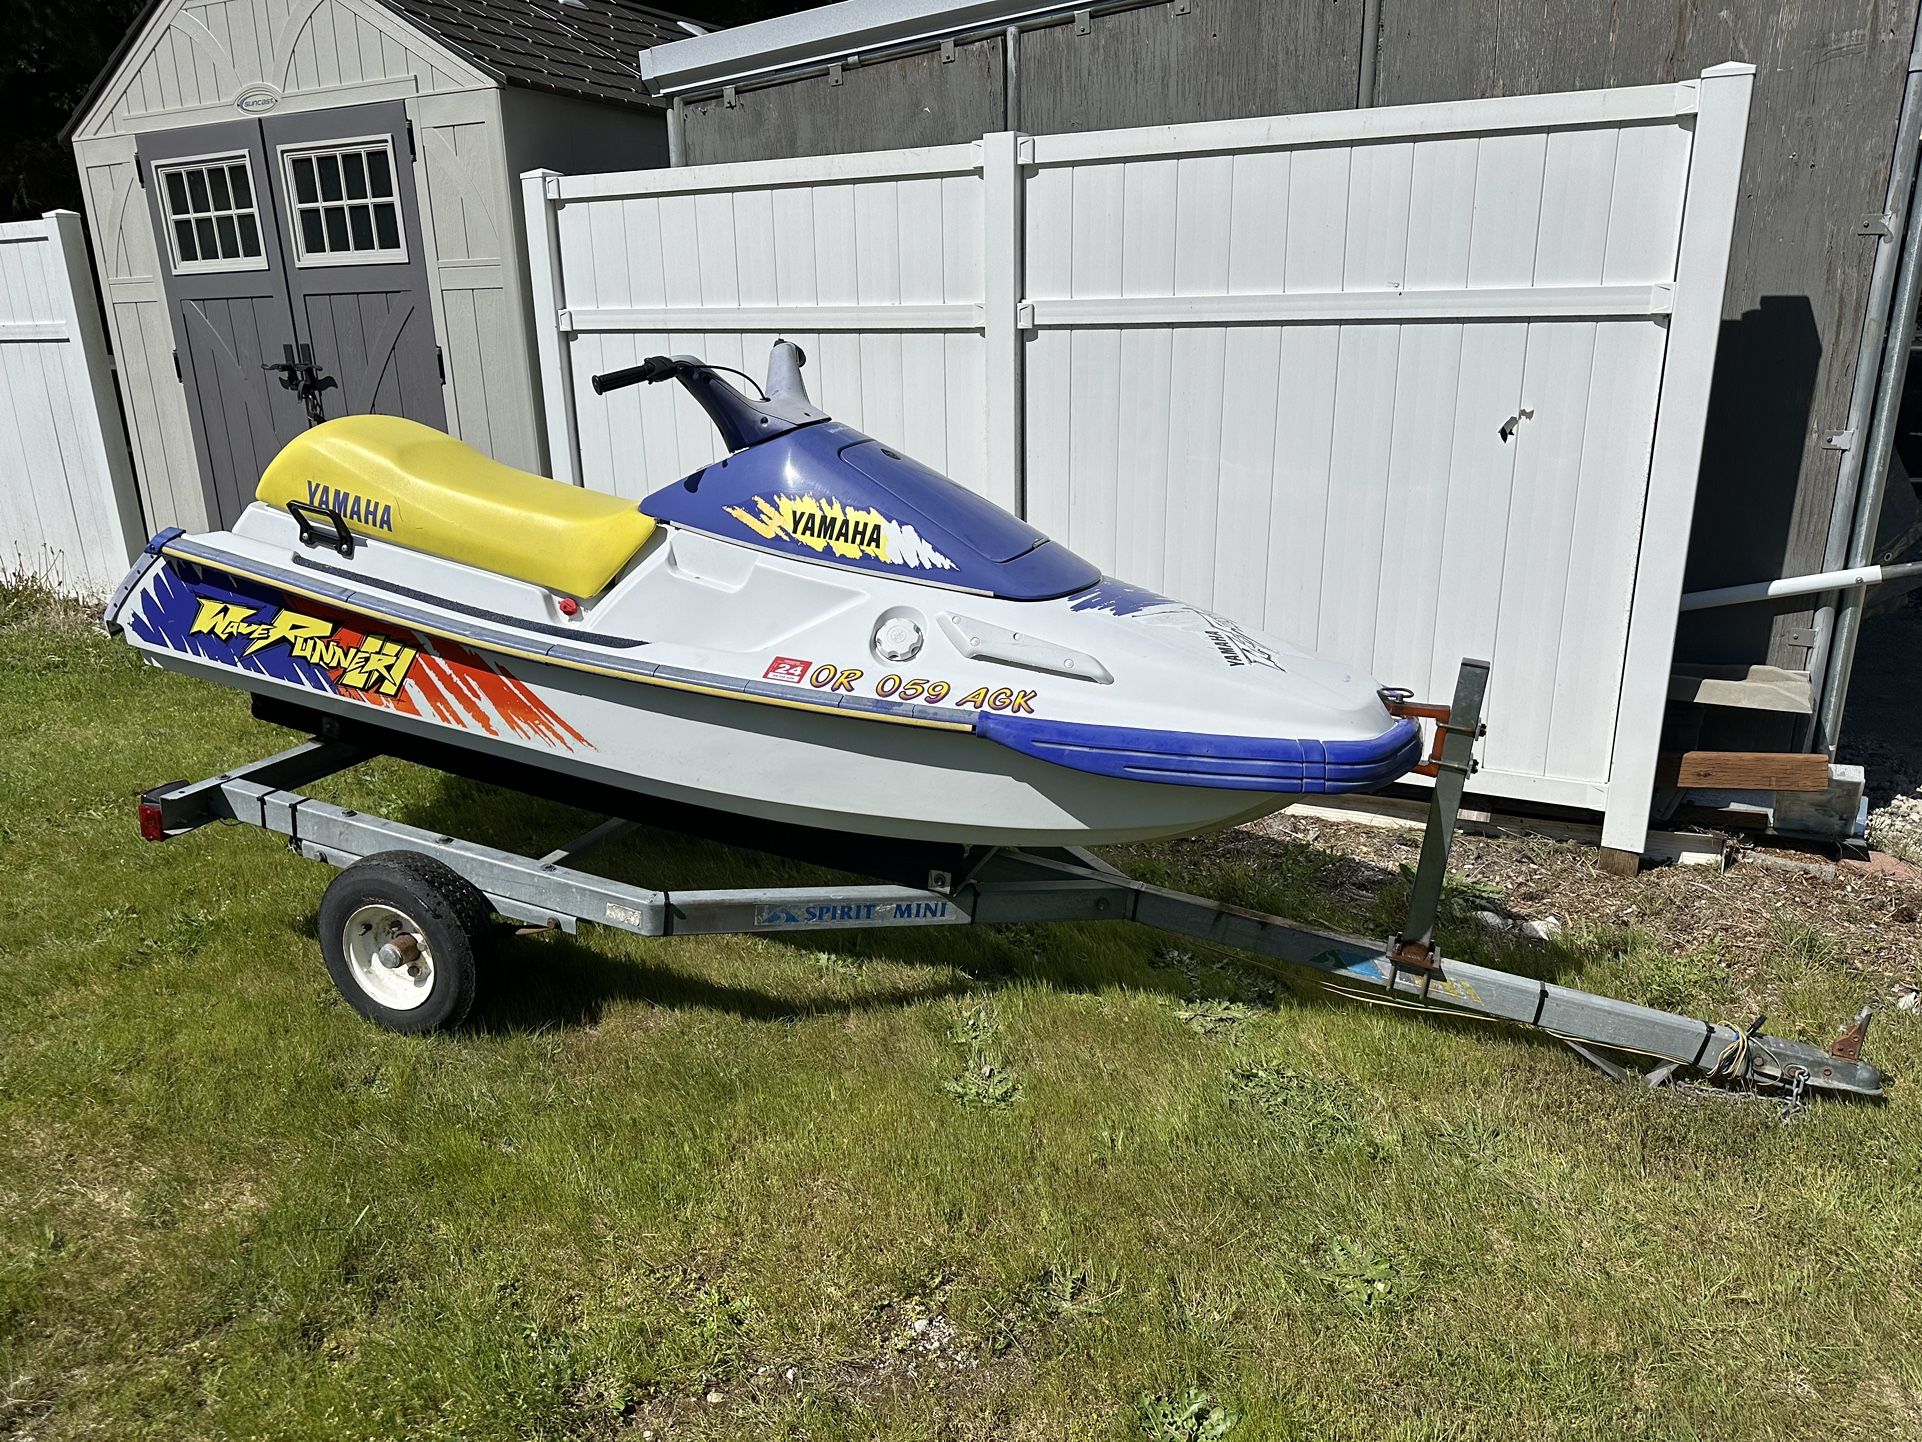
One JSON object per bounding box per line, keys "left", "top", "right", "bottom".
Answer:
{"left": 342, "top": 903, "right": 435, "bottom": 1010}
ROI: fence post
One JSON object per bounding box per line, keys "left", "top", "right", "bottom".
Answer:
{"left": 981, "top": 131, "right": 1026, "bottom": 515}
{"left": 45, "top": 209, "right": 143, "bottom": 583}
{"left": 521, "top": 169, "right": 582, "bottom": 486}
{"left": 1598, "top": 63, "right": 1757, "bottom": 864}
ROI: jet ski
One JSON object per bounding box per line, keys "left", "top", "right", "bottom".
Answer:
{"left": 104, "top": 341, "right": 1423, "bottom": 846}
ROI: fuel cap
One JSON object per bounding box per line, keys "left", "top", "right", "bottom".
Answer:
{"left": 873, "top": 614, "right": 924, "bottom": 662}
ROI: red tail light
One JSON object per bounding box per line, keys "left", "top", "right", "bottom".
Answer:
{"left": 137, "top": 798, "right": 167, "bottom": 841}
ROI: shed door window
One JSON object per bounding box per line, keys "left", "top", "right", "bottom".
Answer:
{"left": 157, "top": 157, "right": 265, "bottom": 273}
{"left": 282, "top": 140, "right": 406, "bottom": 265}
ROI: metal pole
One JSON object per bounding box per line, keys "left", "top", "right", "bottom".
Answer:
{"left": 1357, "top": 0, "right": 1381, "bottom": 107}
{"left": 1807, "top": 9, "right": 1922, "bottom": 733}
{"left": 667, "top": 96, "right": 686, "bottom": 167}
{"left": 1003, "top": 24, "right": 1020, "bottom": 133}
{"left": 1814, "top": 93, "right": 1922, "bottom": 752}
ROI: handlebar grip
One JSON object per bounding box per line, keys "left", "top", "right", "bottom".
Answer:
{"left": 591, "top": 356, "right": 676, "bottom": 394}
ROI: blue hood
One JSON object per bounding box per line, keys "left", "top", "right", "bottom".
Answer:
{"left": 641, "top": 422, "right": 1100, "bottom": 602}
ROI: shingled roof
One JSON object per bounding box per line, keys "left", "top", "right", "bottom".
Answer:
{"left": 379, "top": 0, "right": 708, "bottom": 108}
{"left": 63, "top": 0, "right": 710, "bottom": 142}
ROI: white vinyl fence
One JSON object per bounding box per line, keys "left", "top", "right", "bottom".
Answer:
{"left": 0, "top": 210, "right": 142, "bottom": 596}
{"left": 524, "top": 65, "right": 1754, "bottom": 855}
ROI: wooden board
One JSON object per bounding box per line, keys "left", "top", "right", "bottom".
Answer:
{"left": 1656, "top": 749, "right": 1834, "bottom": 791}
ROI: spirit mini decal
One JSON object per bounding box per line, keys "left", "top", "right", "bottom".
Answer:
{"left": 755, "top": 898, "right": 955, "bottom": 927}
{"left": 189, "top": 597, "right": 417, "bottom": 695}
{"left": 727, "top": 493, "right": 956, "bottom": 572}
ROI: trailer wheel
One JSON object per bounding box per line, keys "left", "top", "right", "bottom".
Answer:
{"left": 318, "top": 851, "right": 491, "bottom": 1032}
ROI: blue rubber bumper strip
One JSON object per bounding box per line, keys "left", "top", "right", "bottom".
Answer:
{"left": 973, "top": 712, "right": 1424, "bottom": 793}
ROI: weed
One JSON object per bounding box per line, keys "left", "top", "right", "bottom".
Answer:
{"left": 1032, "top": 1261, "right": 1115, "bottom": 1319}
{"left": 1173, "top": 997, "right": 1255, "bottom": 1037}
{"left": 134, "top": 906, "right": 220, "bottom": 964}
{"left": 988, "top": 1259, "right": 1121, "bottom": 1354}
{"left": 811, "top": 950, "right": 864, "bottom": 978}
{"left": 1227, "top": 1060, "right": 1380, "bottom": 1156}
{"left": 1432, "top": 1111, "right": 1504, "bottom": 1162}
{"left": 1641, "top": 942, "right": 1732, "bottom": 1013}
{"left": 0, "top": 569, "right": 99, "bottom": 633}
{"left": 1773, "top": 912, "right": 1845, "bottom": 972}
{"left": 1366, "top": 864, "right": 1506, "bottom": 940}
{"left": 687, "top": 1283, "right": 753, "bottom": 1377}
{"left": 943, "top": 996, "right": 1021, "bottom": 1109}
{"left": 1314, "top": 1240, "right": 1413, "bottom": 1316}
{"left": 1136, "top": 1386, "right": 1240, "bottom": 1441}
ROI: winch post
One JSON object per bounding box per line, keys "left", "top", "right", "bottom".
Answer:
{"left": 1387, "top": 659, "right": 1490, "bottom": 983}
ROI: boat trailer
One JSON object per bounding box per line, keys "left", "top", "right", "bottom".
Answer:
{"left": 135, "top": 659, "right": 1885, "bottom": 1100}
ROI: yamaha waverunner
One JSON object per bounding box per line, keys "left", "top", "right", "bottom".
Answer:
{"left": 105, "top": 341, "right": 1422, "bottom": 846}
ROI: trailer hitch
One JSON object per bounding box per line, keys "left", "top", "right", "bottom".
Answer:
{"left": 1365, "top": 664, "right": 1883, "bottom": 1101}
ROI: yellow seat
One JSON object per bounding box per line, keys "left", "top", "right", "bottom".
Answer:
{"left": 257, "top": 415, "right": 656, "bottom": 597}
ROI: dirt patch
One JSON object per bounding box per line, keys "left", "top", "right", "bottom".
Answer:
{"left": 621, "top": 1267, "right": 1024, "bottom": 1437}
{"left": 1229, "top": 811, "right": 1922, "bottom": 1003}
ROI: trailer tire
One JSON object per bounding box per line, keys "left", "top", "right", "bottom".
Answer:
{"left": 318, "top": 851, "right": 492, "bottom": 1032}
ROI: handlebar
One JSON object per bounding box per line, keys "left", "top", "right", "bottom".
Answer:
{"left": 587, "top": 340, "right": 821, "bottom": 452}
{"left": 590, "top": 355, "right": 679, "bottom": 394}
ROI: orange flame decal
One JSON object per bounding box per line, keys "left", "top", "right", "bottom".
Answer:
{"left": 310, "top": 611, "right": 591, "bottom": 752}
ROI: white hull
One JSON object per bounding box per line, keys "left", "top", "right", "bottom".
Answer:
{"left": 145, "top": 648, "right": 1286, "bottom": 845}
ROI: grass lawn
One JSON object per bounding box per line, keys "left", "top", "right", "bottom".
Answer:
{"left": 3, "top": 582, "right": 1921, "bottom": 1441}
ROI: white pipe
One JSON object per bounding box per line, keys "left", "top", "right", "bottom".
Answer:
{"left": 1680, "top": 558, "right": 1922, "bottom": 611}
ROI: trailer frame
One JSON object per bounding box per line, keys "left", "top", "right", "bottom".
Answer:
{"left": 134, "top": 659, "right": 1885, "bottom": 1100}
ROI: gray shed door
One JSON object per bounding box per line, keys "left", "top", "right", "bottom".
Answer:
{"left": 142, "top": 102, "right": 445, "bottom": 527}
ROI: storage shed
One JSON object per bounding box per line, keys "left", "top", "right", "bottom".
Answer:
{"left": 65, "top": 0, "right": 700, "bottom": 534}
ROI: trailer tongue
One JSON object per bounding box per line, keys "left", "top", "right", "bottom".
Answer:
{"left": 136, "top": 659, "right": 1884, "bottom": 1101}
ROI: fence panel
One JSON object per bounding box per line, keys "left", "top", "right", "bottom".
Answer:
{"left": 0, "top": 210, "right": 143, "bottom": 595}
{"left": 1018, "top": 85, "right": 1708, "bottom": 809}
{"left": 526, "top": 146, "right": 1002, "bottom": 505}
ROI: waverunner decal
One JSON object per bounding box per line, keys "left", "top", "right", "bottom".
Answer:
{"left": 188, "top": 597, "right": 418, "bottom": 696}
{"left": 130, "top": 562, "right": 592, "bottom": 752}
{"left": 726, "top": 494, "right": 957, "bottom": 572}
